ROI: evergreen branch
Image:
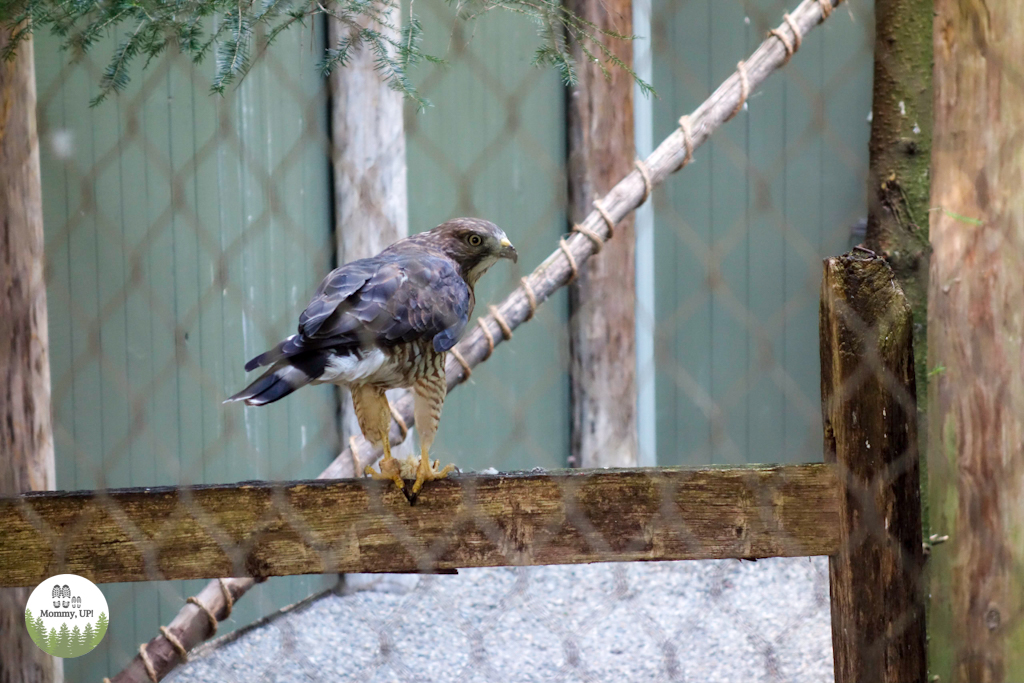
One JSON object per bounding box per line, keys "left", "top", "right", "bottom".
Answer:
{"left": 0, "top": 0, "right": 652, "bottom": 104}
{"left": 90, "top": 16, "right": 149, "bottom": 106}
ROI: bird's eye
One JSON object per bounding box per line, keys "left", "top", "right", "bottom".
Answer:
{"left": 467, "top": 234, "right": 483, "bottom": 247}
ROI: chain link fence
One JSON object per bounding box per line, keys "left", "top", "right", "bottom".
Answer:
{"left": 12, "top": 0, "right": 911, "bottom": 680}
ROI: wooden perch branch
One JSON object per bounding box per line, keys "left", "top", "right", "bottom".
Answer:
{"left": 1, "top": 465, "right": 839, "bottom": 587}
{"left": 108, "top": 1, "right": 844, "bottom": 680}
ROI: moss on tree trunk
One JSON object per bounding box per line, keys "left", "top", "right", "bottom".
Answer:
{"left": 864, "top": 0, "right": 933, "bottom": 404}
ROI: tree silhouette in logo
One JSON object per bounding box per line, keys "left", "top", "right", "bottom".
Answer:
{"left": 25, "top": 609, "right": 45, "bottom": 649}
{"left": 94, "top": 612, "right": 109, "bottom": 644}
{"left": 83, "top": 622, "right": 95, "bottom": 649}
{"left": 57, "top": 622, "right": 71, "bottom": 657}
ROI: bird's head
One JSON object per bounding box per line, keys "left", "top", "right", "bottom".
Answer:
{"left": 429, "top": 217, "right": 518, "bottom": 285}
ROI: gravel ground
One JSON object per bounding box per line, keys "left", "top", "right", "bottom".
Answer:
{"left": 168, "top": 558, "right": 833, "bottom": 683}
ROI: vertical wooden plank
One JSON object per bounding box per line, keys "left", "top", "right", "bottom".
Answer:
{"left": 64, "top": 48, "right": 104, "bottom": 495}
{"left": 651, "top": 0, "right": 712, "bottom": 467}
{"left": 35, "top": 38, "right": 75, "bottom": 492}
{"left": 565, "top": 0, "right": 638, "bottom": 468}
{"left": 214, "top": 81, "right": 246, "bottom": 491}
{"left": 93, "top": 71, "right": 131, "bottom": 495}
{"left": 929, "top": 0, "right": 1024, "bottom": 678}
{"left": 190, "top": 58, "right": 227, "bottom": 490}
{"left": 143, "top": 65, "right": 182, "bottom": 490}
{"left": 167, "top": 53, "right": 204, "bottom": 492}
{"left": 708, "top": 0, "right": 749, "bottom": 465}
{"left": 820, "top": 254, "right": 926, "bottom": 683}
{"left": 744, "top": 0, "right": 786, "bottom": 476}
{"left": 782, "top": 16, "right": 824, "bottom": 466}
{"left": 0, "top": 31, "right": 61, "bottom": 683}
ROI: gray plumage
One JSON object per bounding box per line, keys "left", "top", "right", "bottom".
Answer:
{"left": 226, "top": 218, "right": 517, "bottom": 407}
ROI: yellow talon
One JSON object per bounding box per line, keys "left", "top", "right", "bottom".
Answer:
{"left": 410, "top": 453, "right": 455, "bottom": 496}
{"left": 364, "top": 456, "right": 405, "bottom": 493}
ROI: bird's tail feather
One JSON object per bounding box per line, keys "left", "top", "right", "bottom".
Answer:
{"left": 244, "top": 335, "right": 298, "bottom": 372}
{"left": 224, "top": 363, "right": 313, "bottom": 406}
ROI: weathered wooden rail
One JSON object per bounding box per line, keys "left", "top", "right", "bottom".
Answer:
{"left": 0, "top": 464, "right": 839, "bottom": 587}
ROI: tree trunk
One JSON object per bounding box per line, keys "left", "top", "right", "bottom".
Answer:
{"left": 0, "top": 32, "right": 61, "bottom": 683}
{"left": 863, "top": 0, "right": 932, "bottom": 422}
{"left": 862, "top": 1, "right": 933, "bottom": 673}
{"left": 566, "top": 0, "right": 638, "bottom": 468}
{"left": 327, "top": 12, "right": 411, "bottom": 457}
{"left": 928, "top": 1, "right": 1024, "bottom": 680}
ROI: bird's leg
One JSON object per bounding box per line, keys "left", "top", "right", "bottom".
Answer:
{"left": 354, "top": 386, "right": 404, "bottom": 493}
{"left": 411, "top": 440, "right": 455, "bottom": 496}
{"left": 365, "top": 430, "right": 404, "bottom": 493}
{"left": 410, "top": 372, "right": 454, "bottom": 498}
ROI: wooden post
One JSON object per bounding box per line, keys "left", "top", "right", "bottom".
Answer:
{"left": 327, "top": 11, "right": 411, "bottom": 457}
{"left": 0, "top": 32, "right": 61, "bottom": 683}
{"left": 928, "top": 1, "right": 1024, "bottom": 678}
{"left": 566, "top": 0, "right": 639, "bottom": 468}
{"left": 820, "top": 255, "right": 926, "bottom": 683}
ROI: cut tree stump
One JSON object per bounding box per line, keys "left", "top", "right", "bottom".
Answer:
{"left": 820, "top": 253, "right": 927, "bottom": 683}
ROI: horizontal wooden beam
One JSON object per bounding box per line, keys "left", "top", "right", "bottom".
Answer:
{"left": 0, "top": 465, "right": 840, "bottom": 587}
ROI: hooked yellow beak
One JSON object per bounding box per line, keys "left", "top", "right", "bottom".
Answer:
{"left": 499, "top": 237, "right": 518, "bottom": 263}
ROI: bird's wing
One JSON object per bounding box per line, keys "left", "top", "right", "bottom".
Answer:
{"left": 242, "top": 250, "right": 471, "bottom": 373}
{"left": 243, "top": 259, "right": 377, "bottom": 371}
{"left": 298, "top": 259, "right": 378, "bottom": 337}
{"left": 300, "top": 250, "right": 471, "bottom": 353}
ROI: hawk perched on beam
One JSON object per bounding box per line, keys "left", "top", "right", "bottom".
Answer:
{"left": 227, "top": 218, "right": 517, "bottom": 498}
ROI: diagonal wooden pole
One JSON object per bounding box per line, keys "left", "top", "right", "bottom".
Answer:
{"left": 111, "top": 1, "right": 844, "bottom": 680}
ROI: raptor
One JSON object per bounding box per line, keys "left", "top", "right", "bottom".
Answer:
{"left": 226, "top": 218, "right": 517, "bottom": 500}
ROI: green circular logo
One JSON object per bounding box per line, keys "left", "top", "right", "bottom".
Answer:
{"left": 25, "top": 574, "right": 109, "bottom": 658}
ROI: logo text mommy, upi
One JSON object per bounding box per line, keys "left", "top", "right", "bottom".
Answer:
{"left": 38, "top": 609, "right": 95, "bottom": 619}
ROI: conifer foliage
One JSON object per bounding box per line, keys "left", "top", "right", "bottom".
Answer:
{"left": 0, "top": 0, "right": 649, "bottom": 107}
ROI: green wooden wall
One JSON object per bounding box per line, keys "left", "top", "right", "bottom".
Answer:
{"left": 651, "top": 0, "right": 873, "bottom": 466}
{"left": 34, "top": 25, "right": 338, "bottom": 682}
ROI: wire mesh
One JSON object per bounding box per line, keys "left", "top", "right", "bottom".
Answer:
{"left": 6, "top": 0, "right": 901, "bottom": 681}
